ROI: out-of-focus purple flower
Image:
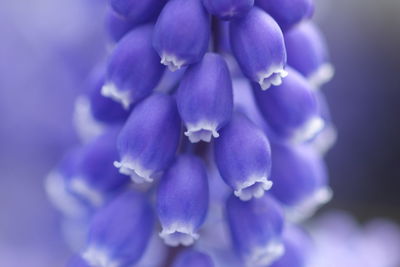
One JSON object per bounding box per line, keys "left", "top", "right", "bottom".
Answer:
{"left": 82, "top": 190, "right": 154, "bottom": 267}
{"left": 153, "top": 0, "right": 210, "bottom": 71}
{"left": 105, "top": 9, "right": 137, "bottom": 43}
{"left": 230, "top": 7, "right": 287, "bottom": 90}
{"left": 110, "top": 0, "right": 166, "bottom": 23}
{"left": 177, "top": 53, "right": 233, "bottom": 143}
{"left": 256, "top": 0, "right": 314, "bottom": 32}
{"left": 270, "top": 143, "right": 331, "bottom": 221}
{"left": 172, "top": 249, "right": 215, "bottom": 267}
{"left": 254, "top": 67, "right": 324, "bottom": 143}
{"left": 202, "top": 0, "right": 254, "bottom": 20}
{"left": 115, "top": 93, "right": 181, "bottom": 183}
{"left": 285, "top": 22, "right": 334, "bottom": 87}
{"left": 214, "top": 113, "right": 273, "bottom": 201}
{"left": 226, "top": 193, "right": 284, "bottom": 266}
{"left": 157, "top": 155, "right": 209, "bottom": 246}
{"left": 102, "top": 25, "right": 165, "bottom": 109}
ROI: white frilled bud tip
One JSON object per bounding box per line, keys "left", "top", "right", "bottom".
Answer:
{"left": 286, "top": 187, "right": 333, "bottom": 222}
{"left": 160, "top": 53, "right": 186, "bottom": 72}
{"left": 234, "top": 176, "right": 273, "bottom": 201}
{"left": 291, "top": 116, "right": 325, "bottom": 144}
{"left": 69, "top": 177, "right": 104, "bottom": 208}
{"left": 184, "top": 122, "right": 220, "bottom": 143}
{"left": 257, "top": 66, "right": 288, "bottom": 90}
{"left": 113, "top": 158, "right": 154, "bottom": 184}
{"left": 82, "top": 246, "right": 120, "bottom": 267}
{"left": 308, "top": 63, "right": 335, "bottom": 89}
{"left": 246, "top": 240, "right": 285, "bottom": 267}
{"left": 101, "top": 82, "right": 132, "bottom": 110}
{"left": 159, "top": 223, "right": 199, "bottom": 247}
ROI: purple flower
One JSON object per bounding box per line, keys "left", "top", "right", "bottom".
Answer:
{"left": 82, "top": 190, "right": 154, "bottom": 267}
{"left": 214, "top": 112, "right": 273, "bottom": 201}
{"left": 115, "top": 93, "right": 181, "bottom": 183}
{"left": 153, "top": 0, "right": 210, "bottom": 71}
{"left": 230, "top": 7, "right": 287, "bottom": 90}
{"left": 172, "top": 249, "right": 215, "bottom": 267}
{"left": 177, "top": 53, "right": 233, "bottom": 143}
{"left": 110, "top": 0, "right": 167, "bottom": 23}
{"left": 157, "top": 155, "right": 209, "bottom": 246}
{"left": 202, "top": 0, "right": 254, "bottom": 20}
{"left": 226, "top": 193, "right": 285, "bottom": 266}
{"left": 102, "top": 25, "right": 165, "bottom": 109}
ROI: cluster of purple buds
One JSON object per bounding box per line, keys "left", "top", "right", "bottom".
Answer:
{"left": 47, "top": 0, "right": 336, "bottom": 266}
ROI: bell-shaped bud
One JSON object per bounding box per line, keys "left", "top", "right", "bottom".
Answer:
{"left": 82, "top": 190, "right": 154, "bottom": 267}
{"left": 214, "top": 113, "right": 272, "bottom": 201}
{"left": 230, "top": 7, "right": 287, "bottom": 90}
{"left": 177, "top": 53, "right": 233, "bottom": 143}
{"left": 102, "top": 25, "right": 165, "bottom": 109}
{"left": 270, "top": 143, "right": 332, "bottom": 221}
{"left": 68, "top": 128, "right": 130, "bottom": 208}
{"left": 256, "top": 0, "right": 314, "bottom": 31}
{"left": 115, "top": 93, "right": 181, "bottom": 183}
{"left": 157, "top": 154, "right": 209, "bottom": 246}
{"left": 105, "top": 10, "right": 138, "bottom": 43}
{"left": 153, "top": 0, "right": 210, "bottom": 71}
{"left": 110, "top": 0, "right": 166, "bottom": 22}
{"left": 202, "top": 0, "right": 254, "bottom": 20}
{"left": 68, "top": 256, "right": 90, "bottom": 267}
{"left": 226, "top": 194, "right": 285, "bottom": 266}
{"left": 173, "top": 249, "right": 215, "bottom": 267}
{"left": 271, "top": 225, "right": 312, "bottom": 267}
{"left": 87, "top": 69, "right": 131, "bottom": 124}
{"left": 285, "top": 22, "right": 334, "bottom": 87}
{"left": 253, "top": 67, "right": 324, "bottom": 143}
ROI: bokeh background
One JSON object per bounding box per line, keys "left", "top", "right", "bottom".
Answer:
{"left": 0, "top": 0, "right": 399, "bottom": 266}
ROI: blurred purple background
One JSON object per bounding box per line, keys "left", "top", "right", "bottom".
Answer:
{"left": 0, "top": 0, "right": 399, "bottom": 266}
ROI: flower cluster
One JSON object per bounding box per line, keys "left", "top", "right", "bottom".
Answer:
{"left": 46, "top": 0, "right": 336, "bottom": 266}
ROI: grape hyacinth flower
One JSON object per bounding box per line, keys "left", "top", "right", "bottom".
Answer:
{"left": 47, "top": 0, "right": 338, "bottom": 266}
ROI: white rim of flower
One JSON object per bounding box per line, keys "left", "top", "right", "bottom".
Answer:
{"left": 257, "top": 65, "right": 288, "bottom": 90}
{"left": 291, "top": 116, "right": 325, "bottom": 144}
{"left": 308, "top": 63, "right": 335, "bottom": 89}
{"left": 310, "top": 125, "right": 338, "bottom": 156}
{"left": 184, "top": 121, "right": 220, "bottom": 143}
{"left": 234, "top": 176, "right": 273, "bottom": 201}
{"left": 159, "top": 223, "right": 199, "bottom": 247}
{"left": 245, "top": 239, "right": 285, "bottom": 267}
{"left": 69, "top": 177, "right": 104, "bottom": 208}
{"left": 101, "top": 82, "right": 132, "bottom": 110}
{"left": 82, "top": 246, "right": 120, "bottom": 267}
{"left": 73, "top": 96, "right": 105, "bottom": 143}
{"left": 160, "top": 53, "right": 185, "bottom": 72}
{"left": 286, "top": 186, "right": 333, "bottom": 222}
{"left": 44, "top": 171, "right": 88, "bottom": 218}
{"left": 114, "top": 157, "right": 154, "bottom": 184}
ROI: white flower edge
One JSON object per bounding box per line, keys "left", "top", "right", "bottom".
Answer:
{"left": 160, "top": 53, "right": 186, "bottom": 72}
{"left": 234, "top": 176, "right": 273, "bottom": 201}
{"left": 101, "top": 82, "right": 132, "bottom": 110}
{"left": 245, "top": 239, "right": 285, "bottom": 267}
{"left": 114, "top": 157, "right": 154, "bottom": 184}
{"left": 308, "top": 63, "right": 335, "bottom": 89}
{"left": 257, "top": 65, "right": 288, "bottom": 90}
{"left": 83, "top": 246, "right": 120, "bottom": 267}
{"left": 69, "top": 177, "right": 104, "bottom": 208}
{"left": 184, "top": 121, "right": 220, "bottom": 143}
{"left": 291, "top": 116, "right": 325, "bottom": 144}
{"left": 159, "top": 223, "right": 199, "bottom": 247}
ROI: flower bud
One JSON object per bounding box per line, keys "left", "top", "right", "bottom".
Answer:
{"left": 177, "top": 53, "right": 233, "bottom": 143}
{"left": 214, "top": 113, "right": 272, "bottom": 201}
{"left": 110, "top": 0, "right": 166, "bottom": 22}
{"left": 82, "top": 190, "right": 154, "bottom": 267}
{"left": 253, "top": 67, "right": 324, "bottom": 143}
{"left": 115, "top": 93, "right": 181, "bottom": 183}
{"left": 226, "top": 194, "right": 285, "bottom": 266}
{"left": 256, "top": 0, "right": 314, "bottom": 31}
{"left": 202, "top": 0, "right": 254, "bottom": 20}
{"left": 105, "top": 10, "right": 137, "bottom": 43}
{"left": 285, "top": 22, "right": 334, "bottom": 87}
{"left": 271, "top": 225, "right": 312, "bottom": 267}
{"left": 230, "top": 7, "right": 287, "bottom": 90}
{"left": 153, "top": 0, "right": 210, "bottom": 71}
{"left": 173, "top": 249, "right": 215, "bottom": 267}
{"left": 157, "top": 154, "right": 209, "bottom": 246}
{"left": 68, "top": 256, "right": 90, "bottom": 267}
{"left": 102, "top": 25, "right": 165, "bottom": 109}
{"left": 270, "top": 143, "right": 332, "bottom": 221}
